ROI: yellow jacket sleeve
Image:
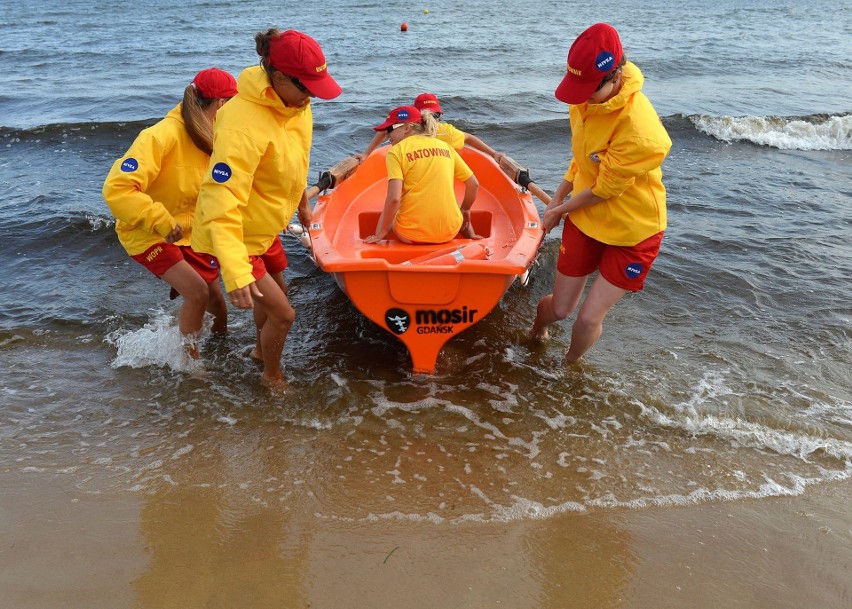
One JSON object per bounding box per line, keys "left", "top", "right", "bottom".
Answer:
{"left": 102, "top": 129, "right": 177, "bottom": 241}
{"left": 591, "top": 134, "right": 670, "bottom": 201}
{"left": 195, "top": 128, "right": 265, "bottom": 293}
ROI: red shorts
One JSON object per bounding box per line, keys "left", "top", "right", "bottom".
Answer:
{"left": 260, "top": 236, "right": 288, "bottom": 274}
{"left": 131, "top": 243, "right": 220, "bottom": 284}
{"left": 556, "top": 218, "right": 663, "bottom": 292}
{"left": 248, "top": 236, "right": 288, "bottom": 281}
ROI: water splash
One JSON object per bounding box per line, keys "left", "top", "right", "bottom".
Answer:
{"left": 105, "top": 309, "right": 206, "bottom": 373}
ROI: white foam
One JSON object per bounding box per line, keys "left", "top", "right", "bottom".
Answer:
{"left": 170, "top": 444, "right": 194, "bottom": 460}
{"left": 691, "top": 113, "right": 852, "bottom": 150}
{"left": 106, "top": 309, "right": 207, "bottom": 373}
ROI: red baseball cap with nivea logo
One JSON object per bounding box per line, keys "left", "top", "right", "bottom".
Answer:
{"left": 373, "top": 106, "right": 422, "bottom": 131}
{"left": 555, "top": 23, "right": 623, "bottom": 104}
{"left": 192, "top": 68, "right": 238, "bottom": 99}
{"left": 413, "top": 93, "right": 442, "bottom": 114}
{"left": 268, "top": 30, "right": 342, "bottom": 99}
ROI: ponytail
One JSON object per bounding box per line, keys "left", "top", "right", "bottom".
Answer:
{"left": 416, "top": 110, "right": 440, "bottom": 138}
{"left": 181, "top": 84, "right": 215, "bottom": 155}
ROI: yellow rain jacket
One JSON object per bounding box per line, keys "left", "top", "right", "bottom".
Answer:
{"left": 102, "top": 105, "right": 208, "bottom": 255}
{"left": 565, "top": 62, "right": 671, "bottom": 246}
{"left": 191, "top": 66, "right": 312, "bottom": 292}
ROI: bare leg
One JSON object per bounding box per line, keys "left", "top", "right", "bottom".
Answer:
{"left": 251, "top": 273, "right": 295, "bottom": 387}
{"left": 161, "top": 261, "right": 210, "bottom": 358}
{"left": 564, "top": 275, "right": 627, "bottom": 362}
{"left": 206, "top": 280, "right": 228, "bottom": 335}
{"left": 252, "top": 271, "right": 287, "bottom": 360}
{"left": 530, "top": 271, "right": 588, "bottom": 341}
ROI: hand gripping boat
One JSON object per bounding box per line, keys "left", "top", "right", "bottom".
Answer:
{"left": 309, "top": 147, "right": 543, "bottom": 373}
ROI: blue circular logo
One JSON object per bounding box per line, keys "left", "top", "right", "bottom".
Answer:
{"left": 397, "top": 110, "right": 410, "bottom": 121}
{"left": 120, "top": 157, "right": 138, "bottom": 172}
{"left": 595, "top": 51, "right": 615, "bottom": 73}
{"left": 211, "top": 162, "right": 232, "bottom": 183}
{"left": 625, "top": 263, "right": 643, "bottom": 278}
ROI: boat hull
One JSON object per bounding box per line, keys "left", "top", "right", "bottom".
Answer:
{"left": 311, "top": 147, "right": 543, "bottom": 373}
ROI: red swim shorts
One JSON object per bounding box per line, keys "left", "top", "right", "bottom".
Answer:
{"left": 556, "top": 218, "right": 663, "bottom": 292}
{"left": 131, "top": 243, "right": 220, "bottom": 284}
{"left": 248, "top": 236, "right": 288, "bottom": 281}
{"left": 260, "top": 236, "right": 288, "bottom": 274}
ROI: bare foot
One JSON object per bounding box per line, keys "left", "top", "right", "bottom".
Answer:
{"left": 262, "top": 374, "right": 288, "bottom": 394}
{"left": 249, "top": 347, "right": 263, "bottom": 361}
{"left": 528, "top": 326, "right": 549, "bottom": 343}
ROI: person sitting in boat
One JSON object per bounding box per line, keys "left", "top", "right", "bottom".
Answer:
{"left": 365, "top": 106, "right": 480, "bottom": 245}
{"left": 103, "top": 67, "right": 236, "bottom": 358}
{"left": 356, "top": 93, "right": 504, "bottom": 163}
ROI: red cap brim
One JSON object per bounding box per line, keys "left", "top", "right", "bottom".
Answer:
{"left": 373, "top": 118, "right": 396, "bottom": 131}
{"left": 301, "top": 72, "right": 342, "bottom": 100}
{"left": 554, "top": 73, "right": 599, "bottom": 105}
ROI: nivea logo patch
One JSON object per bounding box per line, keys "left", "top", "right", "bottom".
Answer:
{"left": 120, "top": 157, "right": 138, "bottom": 172}
{"left": 625, "top": 263, "right": 643, "bottom": 278}
{"left": 385, "top": 308, "right": 410, "bottom": 334}
{"left": 211, "top": 162, "right": 232, "bottom": 183}
{"left": 595, "top": 51, "right": 615, "bottom": 73}
{"left": 396, "top": 109, "right": 410, "bottom": 121}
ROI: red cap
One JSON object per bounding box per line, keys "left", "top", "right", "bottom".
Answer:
{"left": 413, "top": 92, "right": 442, "bottom": 114}
{"left": 268, "top": 30, "right": 342, "bottom": 100}
{"left": 555, "top": 23, "right": 623, "bottom": 104}
{"left": 373, "top": 106, "right": 422, "bottom": 131}
{"left": 192, "top": 68, "right": 238, "bottom": 99}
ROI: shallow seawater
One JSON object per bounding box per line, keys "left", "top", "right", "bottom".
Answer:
{"left": 1, "top": 0, "right": 851, "bottom": 606}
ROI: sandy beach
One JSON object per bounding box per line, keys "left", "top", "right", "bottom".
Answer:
{"left": 2, "top": 470, "right": 848, "bottom": 608}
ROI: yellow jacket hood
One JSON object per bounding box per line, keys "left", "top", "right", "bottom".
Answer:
{"left": 191, "top": 66, "right": 313, "bottom": 292}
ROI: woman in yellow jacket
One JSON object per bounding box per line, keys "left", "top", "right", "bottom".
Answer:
{"left": 191, "top": 29, "right": 341, "bottom": 389}
{"left": 356, "top": 92, "right": 504, "bottom": 163}
{"left": 530, "top": 23, "right": 672, "bottom": 361}
{"left": 365, "top": 105, "right": 479, "bottom": 244}
{"left": 103, "top": 68, "right": 237, "bottom": 357}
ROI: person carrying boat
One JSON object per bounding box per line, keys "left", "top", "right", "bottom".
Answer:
{"left": 103, "top": 67, "right": 236, "bottom": 358}
{"left": 365, "top": 105, "right": 479, "bottom": 245}
{"left": 530, "top": 23, "right": 671, "bottom": 362}
{"left": 355, "top": 93, "right": 504, "bottom": 163}
{"left": 191, "top": 29, "right": 342, "bottom": 389}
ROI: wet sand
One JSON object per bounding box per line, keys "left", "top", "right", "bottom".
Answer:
{"left": 2, "top": 472, "right": 848, "bottom": 609}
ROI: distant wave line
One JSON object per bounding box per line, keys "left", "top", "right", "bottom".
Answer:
{"left": 690, "top": 113, "right": 852, "bottom": 150}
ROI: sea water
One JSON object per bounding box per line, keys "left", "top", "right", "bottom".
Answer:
{"left": 1, "top": 0, "right": 850, "bottom": 524}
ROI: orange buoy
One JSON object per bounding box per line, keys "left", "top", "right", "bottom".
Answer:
{"left": 401, "top": 22, "right": 408, "bottom": 32}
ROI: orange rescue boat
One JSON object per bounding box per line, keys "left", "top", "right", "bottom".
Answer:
{"left": 309, "top": 147, "right": 543, "bottom": 373}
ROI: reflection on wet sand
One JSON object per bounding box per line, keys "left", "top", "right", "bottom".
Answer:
{"left": 132, "top": 431, "right": 310, "bottom": 609}
{"left": 128, "top": 416, "right": 637, "bottom": 608}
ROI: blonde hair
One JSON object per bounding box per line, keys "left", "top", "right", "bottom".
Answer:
{"left": 411, "top": 110, "right": 439, "bottom": 138}
{"left": 181, "top": 84, "right": 216, "bottom": 155}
